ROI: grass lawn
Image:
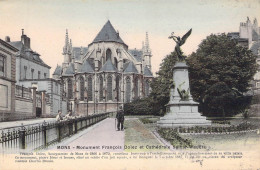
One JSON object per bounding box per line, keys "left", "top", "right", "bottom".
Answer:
{"left": 133, "top": 116, "right": 260, "bottom": 151}
{"left": 124, "top": 118, "right": 168, "bottom": 152}
{"left": 182, "top": 131, "right": 260, "bottom": 151}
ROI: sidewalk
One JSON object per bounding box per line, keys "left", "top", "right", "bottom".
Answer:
{"left": 49, "top": 118, "right": 125, "bottom": 152}
{"left": 0, "top": 118, "right": 55, "bottom": 130}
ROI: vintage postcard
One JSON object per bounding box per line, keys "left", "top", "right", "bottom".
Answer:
{"left": 0, "top": 0, "right": 260, "bottom": 169}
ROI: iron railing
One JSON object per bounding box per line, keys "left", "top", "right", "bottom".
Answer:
{"left": 0, "top": 112, "right": 112, "bottom": 153}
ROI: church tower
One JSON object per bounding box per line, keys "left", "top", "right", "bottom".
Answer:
{"left": 62, "top": 29, "right": 72, "bottom": 69}
{"left": 143, "top": 32, "right": 152, "bottom": 70}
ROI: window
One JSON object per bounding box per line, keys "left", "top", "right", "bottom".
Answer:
{"left": 106, "top": 49, "right": 112, "bottom": 61}
{"left": 55, "top": 82, "right": 58, "bottom": 94}
{"left": 87, "top": 76, "right": 93, "bottom": 101}
{"left": 126, "top": 77, "right": 131, "bottom": 102}
{"left": 134, "top": 77, "right": 139, "bottom": 99}
{"left": 99, "top": 76, "right": 103, "bottom": 101}
{"left": 68, "top": 79, "right": 73, "bottom": 99}
{"left": 44, "top": 73, "right": 47, "bottom": 79}
{"left": 114, "top": 58, "right": 118, "bottom": 69}
{"left": 98, "top": 61, "right": 102, "bottom": 70}
{"left": 107, "top": 75, "right": 112, "bottom": 100}
{"left": 31, "top": 69, "right": 34, "bottom": 79}
{"left": 0, "top": 56, "right": 5, "bottom": 77}
{"left": 38, "top": 71, "right": 41, "bottom": 79}
{"left": 80, "top": 76, "right": 84, "bottom": 101}
{"left": 24, "top": 66, "right": 27, "bottom": 79}
{"left": 0, "top": 85, "right": 8, "bottom": 108}
{"left": 145, "top": 80, "right": 150, "bottom": 97}
{"left": 116, "top": 76, "right": 120, "bottom": 101}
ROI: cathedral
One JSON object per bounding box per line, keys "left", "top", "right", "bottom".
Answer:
{"left": 53, "top": 20, "right": 154, "bottom": 115}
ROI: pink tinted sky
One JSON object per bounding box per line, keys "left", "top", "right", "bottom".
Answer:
{"left": 0, "top": 0, "right": 259, "bottom": 75}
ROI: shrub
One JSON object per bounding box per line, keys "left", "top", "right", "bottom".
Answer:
{"left": 158, "top": 128, "right": 193, "bottom": 149}
{"left": 124, "top": 98, "right": 153, "bottom": 115}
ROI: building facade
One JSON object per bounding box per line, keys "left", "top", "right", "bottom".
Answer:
{"left": 53, "top": 21, "right": 154, "bottom": 115}
{"left": 6, "top": 30, "right": 65, "bottom": 117}
{"left": 228, "top": 17, "right": 260, "bottom": 95}
{"left": 0, "top": 39, "right": 18, "bottom": 121}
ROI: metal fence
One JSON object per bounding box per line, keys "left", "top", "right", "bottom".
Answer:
{"left": 15, "top": 85, "right": 32, "bottom": 99}
{"left": 0, "top": 112, "right": 111, "bottom": 153}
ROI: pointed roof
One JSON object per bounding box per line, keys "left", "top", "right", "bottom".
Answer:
{"left": 100, "top": 59, "right": 118, "bottom": 72}
{"left": 72, "top": 47, "right": 88, "bottom": 61}
{"left": 129, "top": 49, "right": 143, "bottom": 62}
{"left": 64, "top": 63, "right": 75, "bottom": 75}
{"left": 78, "top": 60, "right": 94, "bottom": 73}
{"left": 92, "top": 20, "right": 126, "bottom": 45}
{"left": 124, "top": 61, "right": 138, "bottom": 73}
{"left": 53, "top": 65, "right": 62, "bottom": 75}
{"left": 144, "top": 66, "right": 153, "bottom": 77}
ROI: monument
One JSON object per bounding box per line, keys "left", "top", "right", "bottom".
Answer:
{"left": 157, "top": 29, "right": 211, "bottom": 127}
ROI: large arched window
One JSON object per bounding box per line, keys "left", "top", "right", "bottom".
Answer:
{"left": 68, "top": 78, "right": 73, "bottom": 99}
{"left": 99, "top": 76, "right": 103, "bottom": 101}
{"left": 107, "top": 75, "right": 112, "bottom": 100}
{"left": 126, "top": 77, "right": 131, "bottom": 102}
{"left": 134, "top": 77, "right": 139, "bottom": 99}
{"left": 106, "top": 49, "right": 112, "bottom": 61}
{"left": 79, "top": 76, "right": 84, "bottom": 101}
{"left": 114, "top": 57, "right": 118, "bottom": 69}
{"left": 87, "top": 76, "right": 93, "bottom": 101}
{"left": 116, "top": 76, "right": 120, "bottom": 101}
{"left": 145, "top": 80, "right": 150, "bottom": 97}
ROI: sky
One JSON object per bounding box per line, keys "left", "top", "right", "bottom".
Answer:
{"left": 0, "top": 0, "right": 259, "bottom": 76}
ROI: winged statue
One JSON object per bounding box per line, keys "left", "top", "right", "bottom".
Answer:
{"left": 168, "top": 29, "right": 192, "bottom": 62}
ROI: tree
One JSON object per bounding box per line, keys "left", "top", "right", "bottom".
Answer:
{"left": 187, "top": 33, "right": 257, "bottom": 116}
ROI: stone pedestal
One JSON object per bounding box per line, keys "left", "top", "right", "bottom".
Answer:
{"left": 157, "top": 62, "right": 211, "bottom": 127}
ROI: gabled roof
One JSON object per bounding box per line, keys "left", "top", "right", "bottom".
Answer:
{"left": 0, "top": 39, "right": 19, "bottom": 52}
{"left": 78, "top": 60, "right": 94, "bottom": 73}
{"left": 9, "top": 41, "right": 50, "bottom": 68}
{"left": 129, "top": 49, "right": 143, "bottom": 62}
{"left": 227, "top": 32, "right": 240, "bottom": 39}
{"left": 92, "top": 20, "right": 126, "bottom": 45}
{"left": 9, "top": 41, "right": 23, "bottom": 50}
{"left": 144, "top": 66, "right": 153, "bottom": 77}
{"left": 124, "top": 61, "right": 138, "bottom": 73}
{"left": 53, "top": 65, "right": 62, "bottom": 75}
{"left": 64, "top": 63, "right": 75, "bottom": 75}
{"left": 100, "top": 59, "right": 118, "bottom": 72}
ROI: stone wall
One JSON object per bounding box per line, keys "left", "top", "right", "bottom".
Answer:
{"left": 76, "top": 102, "right": 119, "bottom": 116}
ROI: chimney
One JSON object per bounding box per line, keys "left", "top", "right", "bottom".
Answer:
{"left": 116, "top": 31, "right": 119, "bottom": 38}
{"left": 21, "top": 29, "right": 31, "bottom": 49}
{"left": 5, "top": 36, "right": 10, "bottom": 42}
